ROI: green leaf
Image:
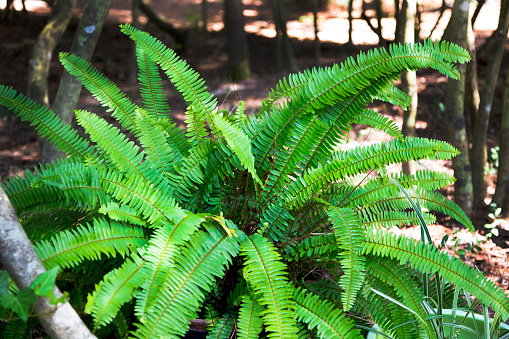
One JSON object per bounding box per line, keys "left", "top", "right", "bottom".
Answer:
{"left": 0, "top": 271, "right": 9, "bottom": 295}
{"left": 1, "top": 288, "right": 36, "bottom": 321}
{"left": 31, "top": 267, "right": 66, "bottom": 305}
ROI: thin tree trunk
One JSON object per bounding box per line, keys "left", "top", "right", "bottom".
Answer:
{"left": 400, "top": 0, "right": 418, "bottom": 175}
{"left": 224, "top": 0, "right": 250, "bottom": 81}
{"left": 41, "top": 0, "right": 113, "bottom": 164}
{"left": 27, "top": 0, "right": 77, "bottom": 107}
{"left": 313, "top": 0, "right": 321, "bottom": 67}
{"left": 493, "top": 71, "right": 509, "bottom": 207}
{"left": 444, "top": 0, "right": 473, "bottom": 216}
{"left": 271, "top": 0, "right": 298, "bottom": 72}
{"left": 471, "top": 0, "right": 509, "bottom": 207}
{"left": 271, "top": 0, "right": 283, "bottom": 72}
{"left": 348, "top": 0, "right": 354, "bottom": 45}
{"left": 465, "top": 16, "right": 479, "bottom": 132}
{"left": 471, "top": 0, "right": 485, "bottom": 26}
{"left": 0, "top": 186, "right": 97, "bottom": 339}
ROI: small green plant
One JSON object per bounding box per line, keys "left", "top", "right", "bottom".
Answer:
{"left": 485, "top": 203, "right": 502, "bottom": 239}
{"left": 1, "top": 25, "right": 508, "bottom": 338}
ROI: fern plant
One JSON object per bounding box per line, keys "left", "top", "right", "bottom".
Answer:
{"left": 1, "top": 24, "right": 508, "bottom": 339}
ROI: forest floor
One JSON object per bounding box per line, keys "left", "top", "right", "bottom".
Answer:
{"left": 0, "top": 0, "right": 509, "bottom": 294}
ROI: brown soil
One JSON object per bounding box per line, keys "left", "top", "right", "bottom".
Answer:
{"left": 1, "top": 0, "right": 508, "bottom": 296}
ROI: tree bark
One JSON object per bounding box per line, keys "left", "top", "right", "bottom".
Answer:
{"left": 348, "top": 0, "right": 354, "bottom": 45}
{"left": 129, "top": 0, "right": 141, "bottom": 84}
{"left": 471, "top": 0, "right": 509, "bottom": 207}
{"left": 27, "top": 0, "right": 77, "bottom": 107}
{"left": 224, "top": 0, "right": 251, "bottom": 81}
{"left": 271, "top": 0, "right": 298, "bottom": 73}
{"left": 202, "top": 0, "right": 208, "bottom": 31}
{"left": 0, "top": 186, "right": 96, "bottom": 339}
{"left": 41, "top": 0, "right": 112, "bottom": 164}
{"left": 399, "top": 0, "right": 418, "bottom": 175}
{"left": 444, "top": 0, "right": 473, "bottom": 217}
{"left": 493, "top": 71, "right": 509, "bottom": 207}
{"left": 465, "top": 16, "right": 479, "bottom": 131}
{"left": 313, "top": 0, "right": 321, "bottom": 67}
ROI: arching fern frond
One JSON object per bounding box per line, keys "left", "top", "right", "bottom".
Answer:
{"left": 86, "top": 254, "right": 146, "bottom": 329}
{"left": 241, "top": 234, "right": 299, "bottom": 339}
{"left": 133, "top": 224, "right": 243, "bottom": 338}
{"left": 327, "top": 207, "right": 365, "bottom": 311}
{"left": 0, "top": 85, "right": 93, "bottom": 161}
{"left": 35, "top": 218, "right": 147, "bottom": 269}
{"left": 136, "top": 47, "right": 171, "bottom": 120}
{"left": 59, "top": 53, "right": 137, "bottom": 130}
{"left": 207, "top": 314, "right": 235, "bottom": 339}
{"left": 284, "top": 233, "right": 339, "bottom": 262}
{"left": 353, "top": 109, "right": 403, "bottom": 139}
{"left": 120, "top": 24, "right": 218, "bottom": 145}
{"left": 292, "top": 287, "right": 362, "bottom": 339}
{"left": 237, "top": 294, "right": 264, "bottom": 339}
{"left": 362, "top": 228, "right": 509, "bottom": 321}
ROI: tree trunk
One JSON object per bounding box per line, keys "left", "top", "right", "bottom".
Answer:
{"left": 313, "top": 0, "right": 321, "bottom": 67}
{"left": 224, "top": 0, "right": 251, "bottom": 81}
{"left": 0, "top": 186, "right": 97, "bottom": 339}
{"left": 471, "top": 0, "right": 509, "bottom": 207}
{"left": 271, "top": 0, "right": 298, "bottom": 73}
{"left": 348, "top": 0, "right": 354, "bottom": 45}
{"left": 202, "top": 0, "right": 208, "bottom": 31}
{"left": 41, "top": 0, "right": 113, "bottom": 164}
{"left": 27, "top": 0, "right": 76, "bottom": 107}
{"left": 444, "top": 0, "right": 473, "bottom": 217}
{"left": 465, "top": 16, "right": 479, "bottom": 132}
{"left": 399, "top": 0, "right": 418, "bottom": 175}
{"left": 493, "top": 71, "right": 509, "bottom": 207}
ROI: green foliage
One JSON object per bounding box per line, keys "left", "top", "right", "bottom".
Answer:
{"left": 1, "top": 24, "right": 507, "bottom": 339}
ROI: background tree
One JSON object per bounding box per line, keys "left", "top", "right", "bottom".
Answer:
{"left": 443, "top": 0, "right": 473, "bottom": 217}
{"left": 224, "top": 0, "right": 251, "bottom": 81}
{"left": 41, "top": 0, "right": 112, "bottom": 164}
{"left": 398, "top": 0, "right": 418, "bottom": 175}
{"left": 471, "top": 0, "right": 509, "bottom": 207}
{"left": 0, "top": 185, "right": 96, "bottom": 339}
{"left": 271, "top": 0, "right": 298, "bottom": 72}
{"left": 493, "top": 70, "right": 509, "bottom": 213}
{"left": 27, "top": 0, "right": 77, "bottom": 107}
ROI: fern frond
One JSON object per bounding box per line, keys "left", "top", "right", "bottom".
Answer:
{"left": 98, "top": 166, "right": 184, "bottom": 226}
{"left": 237, "top": 294, "right": 264, "bottom": 339}
{"left": 363, "top": 228, "right": 509, "bottom": 321}
{"left": 374, "top": 84, "right": 411, "bottom": 110}
{"left": 2, "top": 319, "right": 27, "bottom": 339}
{"left": 292, "top": 287, "right": 362, "bottom": 339}
{"left": 284, "top": 233, "right": 339, "bottom": 262}
{"left": 98, "top": 202, "right": 146, "bottom": 226}
{"left": 328, "top": 207, "right": 365, "bottom": 311}
{"left": 355, "top": 187, "right": 473, "bottom": 231}
{"left": 363, "top": 210, "right": 436, "bottom": 228}
{"left": 133, "top": 224, "right": 243, "bottom": 338}
{"left": 86, "top": 254, "right": 145, "bottom": 328}
{"left": 366, "top": 256, "right": 431, "bottom": 337}
{"left": 241, "top": 234, "right": 299, "bottom": 338}
{"left": 0, "top": 85, "right": 93, "bottom": 160}
{"left": 121, "top": 24, "right": 218, "bottom": 145}
{"left": 305, "top": 279, "right": 343, "bottom": 309}
{"left": 207, "top": 314, "right": 235, "bottom": 339}
{"left": 155, "top": 117, "right": 191, "bottom": 159}
{"left": 135, "top": 213, "right": 206, "bottom": 319}
{"left": 137, "top": 47, "right": 171, "bottom": 119}
{"left": 35, "top": 218, "right": 148, "bottom": 269}
{"left": 59, "top": 53, "right": 137, "bottom": 129}
{"left": 134, "top": 108, "right": 177, "bottom": 174}
{"left": 284, "top": 137, "right": 458, "bottom": 208}
{"left": 353, "top": 109, "right": 403, "bottom": 139}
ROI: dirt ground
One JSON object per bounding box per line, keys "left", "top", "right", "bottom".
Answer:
{"left": 0, "top": 0, "right": 508, "bottom": 294}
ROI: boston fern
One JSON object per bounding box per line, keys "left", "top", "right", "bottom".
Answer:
{"left": 1, "top": 24, "right": 508, "bottom": 338}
